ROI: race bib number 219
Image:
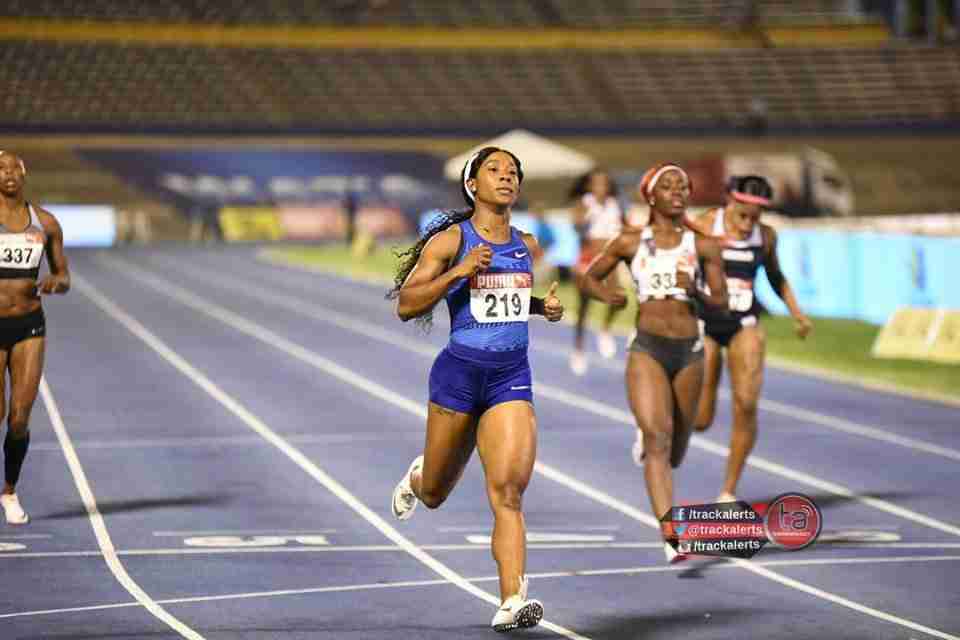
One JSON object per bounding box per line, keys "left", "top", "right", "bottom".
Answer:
{"left": 470, "top": 272, "right": 532, "bottom": 323}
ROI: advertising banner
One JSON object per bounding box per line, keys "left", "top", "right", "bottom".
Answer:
{"left": 43, "top": 204, "right": 116, "bottom": 247}
{"left": 78, "top": 148, "right": 456, "bottom": 218}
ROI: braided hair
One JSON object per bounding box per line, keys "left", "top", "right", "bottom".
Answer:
{"left": 386, "top": 146, "right": 524, "bottom": 329}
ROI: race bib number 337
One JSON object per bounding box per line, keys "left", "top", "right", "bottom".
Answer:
{"left": 470, "top": 272, "right": 532, "bottom": 323}
{"left": 0, "top": 234, "right": 43, "bottom": 270}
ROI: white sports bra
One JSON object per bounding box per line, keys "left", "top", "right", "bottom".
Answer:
{"left": 629, "top": 226, "right": 699, "bottom": 304}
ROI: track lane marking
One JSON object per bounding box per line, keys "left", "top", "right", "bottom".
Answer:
{"left": 40, "top": 378, "right": 205, "bottom": 639}
{"left": 4, "top": 554, "right": 960, "bottom": 623}
{"left": 101, "top": 255, "right": 960, "bottom": 639}
{"left": 73, "top": 272, "right": 589, "bottom": 640}
{"left": 133, "top": 254, "right": 960, "bottom": 538}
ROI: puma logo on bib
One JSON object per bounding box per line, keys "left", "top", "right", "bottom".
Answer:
{"left": 470, "top": 272, "right": 532, "bottom": 323}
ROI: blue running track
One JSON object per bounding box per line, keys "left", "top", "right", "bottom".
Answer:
{"left": 2, "top": 246, "right": 958, "bottom": 640}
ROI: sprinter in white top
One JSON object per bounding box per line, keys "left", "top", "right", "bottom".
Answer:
{"left": 579, "top": 163, "right": 727, "bottom": 564}
{"left": 0, "top": 151, "right": 70, "bottom": 526}
{"left": 569, "top": 170, "right": 625, "bottom": 375}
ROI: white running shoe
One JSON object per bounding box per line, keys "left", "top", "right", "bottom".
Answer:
{"left": 1, "top": 493, "right": 29, "bottom": 525}
{"left": 631, "top": 432, "right": 645, "bottom": 466}
{"left": 491, "top": 576, "right": 544, "bottom": 633}
{"left": 569, "top": 350, "right": 588, "bottom": 376}
{"left": 597, "top": 331, "right": 617, "bottom": 359}
{"left": 391, "top": 455, "right": 423, "bottom": 521}
{"left": 716, "top": 491, "right": 737, "bottom": 504}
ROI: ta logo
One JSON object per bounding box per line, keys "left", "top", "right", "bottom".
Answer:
{"left": 763, "top": 493, "right": 823, "bottom": 551}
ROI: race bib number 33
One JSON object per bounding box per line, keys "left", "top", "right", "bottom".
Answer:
{"left": 470, "top": 272, "right": 532, "bottom": 323}
{"left": 641, "top": 255, "right": 686, "bottom": 299}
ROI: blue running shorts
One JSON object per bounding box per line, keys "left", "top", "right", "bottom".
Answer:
{"left": 428, "top": 341, "right": 533, "bottom": 416}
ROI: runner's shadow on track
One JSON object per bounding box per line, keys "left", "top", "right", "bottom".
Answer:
{"left": 579, "top": 606, "right": 747, "bottom": 638}
{"left": 753, "top": 490, "right": 914, "bottom": 511}
{"left": 40, "top": 494, "right": 232, "bottom": 520}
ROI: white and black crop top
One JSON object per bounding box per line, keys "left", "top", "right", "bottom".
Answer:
{"left": 629, "top": 226, "right": 699, "bottom": 304}
{"left": 0, "top": 203, "right": 46, "bottom": 280}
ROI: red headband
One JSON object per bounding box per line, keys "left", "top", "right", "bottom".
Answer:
{"left": 731, "top": 190, "right": 770, "bottom": 207}
{"left": 640, "top": 163, "right": 692, "bottom": 202}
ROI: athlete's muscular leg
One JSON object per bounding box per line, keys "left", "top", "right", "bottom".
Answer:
{"left": 723, "top": 325, "right": 766, "bottom": 497}
{"left": 0, "top": 348, "right": 8, "bottom": 493}
{"left": 411, "top": 402, "right": 478, "bottom": 508}
{"left": 476, "top": 400, "right": 537, "bottom": 601}
{"left": 574, "top": 281, "right": 591, "bottom": 352}
{"left": 670, "top": 359, "right": 705, "bottom": 469}
{"left": 5, "top": 338, "right": 42, "bottom": 494}
{"left": 693, "top": 336, "right": 722, "bottom": 432}
{"left": 625, "top": 351, "right": 674, "bottom": 528}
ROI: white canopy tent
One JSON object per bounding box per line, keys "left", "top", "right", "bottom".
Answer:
{"left": 443, "top": 129, "right": 595, "bottom": 181}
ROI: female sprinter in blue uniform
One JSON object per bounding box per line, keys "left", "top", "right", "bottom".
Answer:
{"left": 387, "top": 147, "right": 563, "bottom": 632}
{"left": 0, "top": 151, "right": 70, "bottom": 524}
{"left": 580, "top": 163, "right": 727, "bottom": 563}
{"left": 687, "top": 176, "right": 812, "bottom": 503}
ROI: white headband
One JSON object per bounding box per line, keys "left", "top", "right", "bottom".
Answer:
{"left": 462, "top": 150, "right": 482, "bottom": 203}
{"left": 645, "top": 164, "right": 688, "bottom": 199}
{"left": 0, "top": 151, "right": 26, "bottom": 176}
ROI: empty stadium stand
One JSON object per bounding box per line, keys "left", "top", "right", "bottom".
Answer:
{"left": 2, "top": 40, "right": 956, "bottom": 134}
{"left": 0, "top": 0, "right": 877, "bottom": 27}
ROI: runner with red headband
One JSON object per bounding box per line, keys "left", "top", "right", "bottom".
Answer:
{"left": 686, "top": 175, "right": 813, "bottom": 503}
{"left": 580, "top": 162, "right": 728, "bottom": 563}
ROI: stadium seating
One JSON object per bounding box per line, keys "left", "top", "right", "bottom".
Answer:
{"left": 0, "top": 0, "right": 874, "bottom": 27}
{"left": 2, "top": 40, "right": 956, "bottom": 132}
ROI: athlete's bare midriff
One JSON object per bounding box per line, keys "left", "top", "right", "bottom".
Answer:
{"left": 635, "top": 299, "right": 698, "bottom": 339}
{"left": 0, "top": 279, "right": 41, "bottom": 317}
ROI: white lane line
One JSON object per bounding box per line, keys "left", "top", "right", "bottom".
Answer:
{"left": 152, "top": 529, "right": 338, "bottom": 537}
{"left": 191, "top": 252, "right": 960, "bottom": 461}
{"left": 0, "top": 534, "right": 53, "bottom": 539}
{"left": 39, "top": 378, "right": 205, "bottom": 640}
{"left": 0, "top": 601, "right": 143, "bottom": 620}
{"left": 752, "top": 397, "right": 960, "bottom": 463}
{"left": 438, "top": 525, "right": 622, "bottom": 532}
{"left": 104, "top": 256, "right": 960, "bottom": 640}
{"left": 687, "top": 436, "right": 960, "bottom": 538}
{"left": 135, "top": 254, "right": 960, "bottom": 539}
{"left": 73, "top": 272, "right": 589, "bottom": 640}
{"left": 6, "top": 554, "right": 960, "bottom": 622}
{"left": 538, "top": 463, "right": 960, "bottom": 640}
{"left": 0, "top": 542, "right": 665, "bottom": 559}
{"left": 6, "top": 541, "right": 960, "bottom": 560}
{"left": 253, "top": 249, "right": 960, "bottom": 409}
{"left": 29, "top": 431, "right": 420, "bottom": 453}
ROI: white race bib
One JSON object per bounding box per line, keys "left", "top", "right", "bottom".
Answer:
{"left": 640, "top": 255, "right": 686, "bottom": 299}
{"left": 0, "top": 234, "right": 43, "bottom": 271}
{"left": 470, "top": 272, "right": 532, "bottom": 323}
{"left": 727, "top": 277, "right": 754, "bottom": 312}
